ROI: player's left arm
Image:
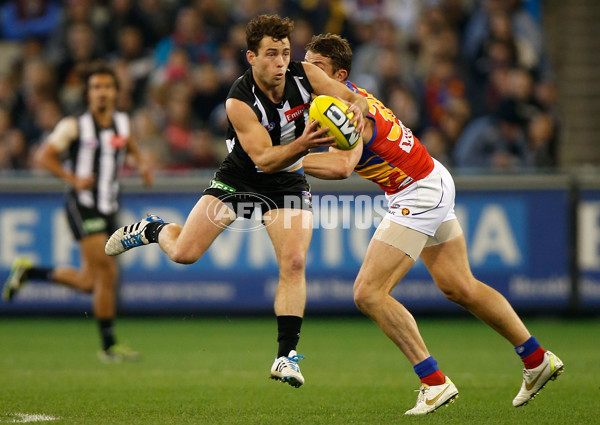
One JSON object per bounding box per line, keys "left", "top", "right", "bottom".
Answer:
{"left": 126, "top": 134, "right": 153, "bottom": 186}
{"left": 303, "top": 141, "right": 363, "bottom": 180}
{"left": 302, "top": 61, "right": 368, "bottom": 134}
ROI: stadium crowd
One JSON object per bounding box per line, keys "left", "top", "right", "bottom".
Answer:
{"left": 0, "top": 0, "right": 558, "bottom": 173}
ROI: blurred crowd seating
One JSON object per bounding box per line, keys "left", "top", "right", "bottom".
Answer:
{"left": 0, "top": 0, "right": 558, "bottom": 174}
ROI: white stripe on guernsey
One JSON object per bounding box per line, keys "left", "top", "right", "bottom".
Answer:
{"left": 9, "top": 412, "right": 60, "bottom": 422}
{"left": 113, "top": 112, "right": 130, "bottom": 204}
{"left": 275, "top": 99, "right": 303, "bottom": 172}
{"left": 293, "top": 76, "right": 311, "bottom": 103}
{"left": 97, "top": 127, "right": 116, "bottom": 214}
{"left": 97, "top": 112, "right": 129, "bottom": 214}
{"left": 252, "top": 85, "right": 270, "bottom": 127}
{"left": 76, "top": 113, "right": 95, "bottom": 208}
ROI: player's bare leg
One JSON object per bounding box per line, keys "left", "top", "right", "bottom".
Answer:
{"left": 353, "top": 237, "right": 458, "bottom": 414}
{"left": 420, "top": 234, "right": 530, "bottom": 346}
{"left": 265, "top": 208, "right": 312, "bottom": 387}
{"left": 353, "top": 238, "right": 428, "bottom": 364}
{"left": 421, "top": 232, "right": 564, "bottom": 406}
{"left": 157, "top": 195, "right": 235, "bottom": 264}
{"left": 51, "top": 233, "right": 113, "bottom": 294}
{"left": 45, "top": 233, "right": 135, "bottom": 361}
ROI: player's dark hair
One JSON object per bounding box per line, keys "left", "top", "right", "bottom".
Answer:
{"left": 246, "top": 14, "right": 294, "bottom": 53}
{"left": 83, "top": 63, "right": 119, "bottom": 97}
{"left": 305, "top": 33, "right": 353, "bottom": 77}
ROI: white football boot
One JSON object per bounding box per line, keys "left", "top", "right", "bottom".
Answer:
{"left": 105, "top": 215, "right": 164, "bottom": 256}
{"left": 513, "top": 350, "right": 564, "bottom": 407}
{"left": 2, "top": 258, "right": 33, "bottom": 301}
{"left": 270, "top": 350, "right": 305, "bottom": 388}
{"left": 404, "top": 377, "right": 459, "bottom": 415}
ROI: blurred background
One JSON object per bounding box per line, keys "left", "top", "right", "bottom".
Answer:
{"left": 0, "top": 0, "right": 599, "bottom": 317}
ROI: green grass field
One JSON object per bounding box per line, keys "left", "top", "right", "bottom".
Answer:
{"left": 0, "top": 317, "right": 597, "bottom": 424}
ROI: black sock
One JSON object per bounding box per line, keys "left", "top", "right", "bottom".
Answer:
{"left": 145, "top": 222, "right": 168, "bottom": 243}
{"left": 277, "top": 315, "right": 303, "bottom": 358}
{"left": 27, "top": 267, "right": 54, "bottom": 281}
{"left": 98, "top": 319, "right": 116, "bottom": 351}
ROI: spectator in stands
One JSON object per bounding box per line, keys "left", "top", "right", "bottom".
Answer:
{"left": 194, "top": 0, "right": 235, "bottom": 44}
{"left": 154, "top": 7, "right": 218, "bottom": 67}
{"left": 13, "top": 59, "right": 58, "bottom": 143}
{"left": 163, "top": 82, "right": 197, "bottom": 169}
{"left": 526, "top": 111, "right": 556, "bottom": 167}
{"left": 387, "top": 85, "right": 420, "bottom": 132}
{"left": 103, "top": 0, "right": 151, "bottom": 53}
{"left": 108, "top": 25, "right": 154, "bottom": 108}
{"left": 185, "top": 128, "right": 221, "bottom": 169}
{"left": 453, "top": 98, "right": 528, "bottom": 170}
{"left": 132, "top": 108, "right": 171, "bottom": 170}
{"left": 137, "top": 0, "right": 176, "bottom": 48}
{"left": 190, "top": 64, "right": 229, "bottom": 125}
{"left": 30, "top": 99, "right": 62, "bottom": 147}
{"left": 420, "top": 126, "right": 451, "bottom": 167}
{"left": 0, "top": 0, "right": 559, "bottom": 173}
{"left": 0, "top": 0, "right": 61, "bottom": 41}
{"left": 48, "top": 0, "right": 108, "bottom": 62}
{"left": 4, "top": 130, "right": 29, "bottom": 169}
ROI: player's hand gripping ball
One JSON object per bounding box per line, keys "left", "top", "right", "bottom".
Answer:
{"left": 309, "top": 95, "right": 361, "bottom": 150}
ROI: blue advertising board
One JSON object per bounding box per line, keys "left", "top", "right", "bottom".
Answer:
{"left": 0, "top": 186, "right": 571, "bottom": 314}
{"left": 579, "top": 190, "right": 600, "bottom": 309}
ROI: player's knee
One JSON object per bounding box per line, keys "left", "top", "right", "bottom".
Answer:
{"left": 168, "top": 248, "right": 198, "bottom": 265}
{"left": 353, "top": 280, "right": 378, "bottom": 313}
{"left": 439, "top": 278, "right": 477, "bottom": 305}
{"left": 280, "top": 253, "right": 306, "bottom": 276}
{"left": 79, "top": 275, "right": 95, "bottom": 293}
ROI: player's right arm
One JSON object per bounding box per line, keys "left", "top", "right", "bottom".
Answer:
{"left": 226, "top": 98, "right": 335, "bottom": 173}
{"left": 303, "top": 141, "right": 363, "bottom": 180}
{"left": 36, "top": 117, "right": 95, "bottom": 190}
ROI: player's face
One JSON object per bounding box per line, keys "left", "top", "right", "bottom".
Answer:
{"left": 304, "top": 51, "right": 344, "bottom": 82}
{"left": 249, "top": 36, "right": 291, "bottom": 88}
{"left": 87, "top": 74, "right": 117, "bottom": 113}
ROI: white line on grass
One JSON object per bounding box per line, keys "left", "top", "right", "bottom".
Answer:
{"left": 7, "top": 413, "right": 60, "bottom": 423}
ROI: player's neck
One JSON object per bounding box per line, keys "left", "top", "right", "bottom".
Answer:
{"left": 90, "top": 108, "right": 114, "bottom": 128}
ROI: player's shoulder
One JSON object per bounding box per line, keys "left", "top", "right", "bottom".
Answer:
{"left": 227, "top": 68, "right": 254, "bottom": 102}
{"left": 288, "top": 60, "right": 307, "bottom": 76}
{"left": 55, "top": 116, "right": 79, "bottom": 134}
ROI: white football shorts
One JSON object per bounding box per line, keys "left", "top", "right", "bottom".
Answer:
{"left": 383, "top": 158, "right": 457, "bottom": 237}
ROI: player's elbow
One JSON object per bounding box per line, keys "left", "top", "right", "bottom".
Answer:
{"left": 257, "top": 163, "right": 279, "bottom": 174}
{"left": 330, "top": 160, "right": 355, "bottom": 179}
{"left": 338, "top": 164, "right": 354, "bottom": 179}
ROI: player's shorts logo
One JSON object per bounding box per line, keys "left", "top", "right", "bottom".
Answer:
{"left": 401, "top": 208, "right": 410, "bottom": 216}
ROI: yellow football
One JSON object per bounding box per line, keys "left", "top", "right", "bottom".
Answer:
{"left": 309, "top": 95, "right": 361, "bottom": 150}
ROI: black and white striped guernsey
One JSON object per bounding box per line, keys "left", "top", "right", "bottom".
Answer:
{"left": 67, "top": 111, "right": 130, "bottom": 215}
{"left": 223, "top": 61, "right": 313, "bottom": 177}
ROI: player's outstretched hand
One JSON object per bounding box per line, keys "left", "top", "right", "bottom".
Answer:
{"left": 335, "top": 96, "right": 365, "bottom": 136}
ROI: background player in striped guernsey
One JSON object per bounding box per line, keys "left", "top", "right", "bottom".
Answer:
{"left": 2, "top": 64, "right": 153, "bottom": 362}
{"left": 105, "top": 15, "right": 368, "bottom": 387}
{"left": 302, "top": 34, "right": 563, "bottom": 414}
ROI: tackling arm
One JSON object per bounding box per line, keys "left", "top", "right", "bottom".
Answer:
{"left": 302, "top": 62, "right": 368, "bottom": 133}
{"left": 303, "top": 142, "right": 363, "bottom": 180}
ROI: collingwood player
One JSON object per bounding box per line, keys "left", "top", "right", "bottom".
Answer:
{"left": 104, "top": 15, "right": 368, "bottom": 387}
{"left": 3, "top": 64, "right": 153, "bottom": 362}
